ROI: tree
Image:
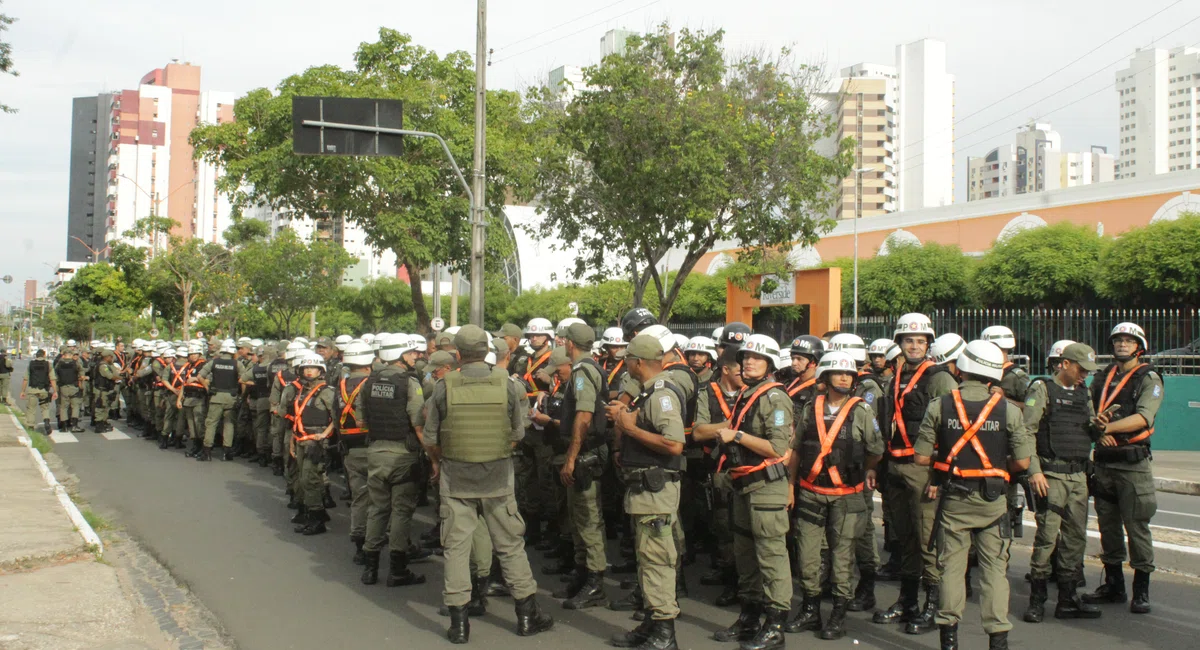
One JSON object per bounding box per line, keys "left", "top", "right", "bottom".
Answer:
{"left": 151, "top": 237, "right": 232, "bottom": 340}
{"left": 832, "top": 242, "right": 976, "bottom": 316}
{"left": 973, "top": 222, "right": 1103, "bottom": 308}
{"left": 191, "top": 29, "right": 543, "bottom": 334}
{"left": 1, "top": 2, "right": 17, "bottom": 114}
{"left": 1097, "top": 213, "right": 1200, "bottom": 308}
{"left": 222, "top": 215, "right": 270, "bottom": 248}
{"left": 236, "top": 229, "right": 356, "bottom": 337}
{"left": 45, "top": 263, "right": 144, "bottom": 340}
{"left": 527, "top": 24, "right": 852, "bottom": 321}
{"left": 347, "top": 277, "right": 413, "bottom": 332}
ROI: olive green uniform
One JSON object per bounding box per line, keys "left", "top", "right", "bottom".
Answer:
{"left": 0, "top": 354, "right": 13, "bottom": 405}
{"left": 54, "top": 358, "right": 86, "bottom": 424}
{"left": 853, "top": 374, "right": 887, "bottom": 573}
{"left": 424, "top": 360, "right": 537, "bottom": 609}
{"left": 159, "top": 360, "right": 183, "bottom": 440}
{"left": 623, "top": 371, "right": 686, "bottom": 620}
{"left": 293, "top": 378, "right": 336, "bottom": 511}
{"left": 242, "top": 361, "right": 273, "bottom": 455}
{"left": 1001, "top": 365, "right": 1030, "bottom": 403}
{"left": 793, "top": 397, "right": 884, "bottom": 599}
{"left": 563, "top": 358, "right": 608, "bottom": 573}
{"left": 199, "top": 354, "right": 238, "bottom": 451}
{"left": 914, "top": 380, "right": 1034, "bottom": 634}
{"left": 23, "top": 360, "right": 56, "bottom": 427}
{"left": 135, "top": 359, "right": 159, "bottom": 433}
{"left": 338, "top": 372, "right": 372, "bottom": 541}
{"left": 694, "top": 380, "right": 738, "bottom": 574}
{"left": 95, "top": 362, "right": 119, "bottom": 426}
{"left": 179, "top": 359, "right": 208, "bottom": 443}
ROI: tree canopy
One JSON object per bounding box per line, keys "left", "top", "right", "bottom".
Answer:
{"left": 46, "top": 263, "right": 145, "bottom": 340}
{"left": 0, "top": 2, "right": 16, "bottom": 114}
{"left": 1098, "top": 213, "right": 1200, "bottom": 308}
{"left": 236, "top": 228, "right": 356, "bottom": 336}
{"left": 973, "top": 221, "right": 1104, "bottom": 308}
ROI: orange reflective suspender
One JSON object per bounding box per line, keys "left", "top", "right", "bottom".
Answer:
{"left": 711, "top": 382, "right": 733, "bottom": 421}
{"left": 800, "top": 394, "right": 865, "bottom": 496}
{"left": 932, "top": 391, "right": 1009, "bottom": 481}
{"left": 524, "top": 349, "right": 552, "bottom": 397}
{"left": 607, "top": 359, "right": 625, "bottom": 385}
{"left": 168, "top": 362, "right": 186, "bottom": 390}
{"left": 723, "top": 381, "right": 790, "bottom": 479}
{"left": 292, "top": 381, "right": 329, "bottom": 440}
{"left": 890, "top": 360, "right": 934, "bottom": 458}
{"left": 1098, "top": 363, "right": 1154, "bottom": 444}
{"left": 339, "top": 376, "right": 367, "bottom": 434}
{"left": 283, "top": 380, "right": 302, "bottom": 423}
{"left": 787, "top": 377, "right": 815, "bottom": 397}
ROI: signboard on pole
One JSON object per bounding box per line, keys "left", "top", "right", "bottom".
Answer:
{"left": 430, "top": 317, "right": 446, "bottom": 332}
{"left": 292, "top": 97, "right": 404, "bottom": 156}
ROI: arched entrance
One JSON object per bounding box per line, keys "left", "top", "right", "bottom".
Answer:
{"left": 725, "top": 268, "right": 842, "bottom": 336}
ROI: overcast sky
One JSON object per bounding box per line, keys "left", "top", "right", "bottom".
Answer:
{"left": 1, "top": 0, "right": 1197, "bottom": 301}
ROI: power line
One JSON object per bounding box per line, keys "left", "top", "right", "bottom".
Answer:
{"left": 490, "top": 0, "right": 662, "bottom": 65}
{"left": 492, "top": 0, "right": 641, "bottom": 52}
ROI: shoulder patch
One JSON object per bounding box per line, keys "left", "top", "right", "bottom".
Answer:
{"left": 1152, "top": 384, "right": 1162, "bottom": 398}
{"left": 659, "top": 395, "right": 674, "bottom": 412}
{"left": 773, "top": 409, "right": 786, "bottom": 426}
{"left": 1025, "top": 397, "right": 1037, "bottom": 407}
{"left": 864, "top": 391, "right": 875, "bottom": 404}
{"left": 654, "top": 379, "right": 665, "bottom": 390}
{"left": 575, "top": 376, "right": 585, "bottom": 391}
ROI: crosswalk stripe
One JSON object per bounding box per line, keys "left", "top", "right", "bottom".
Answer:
{"left": 102, "top": 429, "right": 131, "bottom": 441}
{"left": 49, "top": 432, "right": 79, "bottom": 444}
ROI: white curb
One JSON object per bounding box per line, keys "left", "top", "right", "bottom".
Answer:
{"left": 9, "top": 412, "right": 104, "bottom": 556}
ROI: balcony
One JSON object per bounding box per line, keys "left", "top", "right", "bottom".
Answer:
{"left": 883, "top": 170, "right": 896, "bottom": 184}
{"left": 883, "top": 139, "right": 894, "bottom": 153}
{"left": 883, "top": 185, "right": 896, "bottom": 198}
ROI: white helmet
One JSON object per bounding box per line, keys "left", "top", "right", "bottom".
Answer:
{"left": 815, "top": 350, "right": 859, "bottom": 379}
{"left": 884, "top": 343, "right": 902, "bottom": 363}
{"left": 684, "top": 336, "right": 718, "bottom": 361}
{"left": 737, "top": 334, "right": 782, "bottom": 371}
{"left": 893, "top": 313, "right": 935, "bottom": 343}
{"left": 236, "top": 336, "right": 253, "bottom": 348}
{"left": 342, "top": 341, "right": 375, "bottom": 367}
{"left": 591, "top": 341, "right": 604, "bottom": 357}
{"left": 378, "top": 332, "right": 417, "bottom": 362}
{"left": 868, "top": 338, "right": 893, "bottom": 357}
{"left": 150, "top": 347, "right": 161, "bottom": 358}
{"left": 408, "top": 334, "right": 427, "bottom": 351}
{"left": 712, "top": 326, "right": 724, "bottom": 341}
{"left": 162, "top": 348, "right": 177, "bottom": 359}
{"left": 601, "top": 327, "right": 627, "bottom": 347}
{"left": 297, "top": 352, "right": 326, "bottom": 371}
{"left": 485, "top": 351, "right": 497, "bottom": 365}
{"left": 294, "top": 336, "right": 309, "bottom": 347}
{"left": 360, "top": 333, "right": 376, "bottom": 345}
{"left": 930, "top": 333, "right": 966, "bottom": 365}
{"left": 445, "top": 326, "right": 461, "bottom": 338}
{"left": 285, "top": 340, "right": 307, "bottom": 360}
{"left": 980, "top": 325, "right": 1016, "bottom": 351}
{"left": 828, "top": 333, "right": 868, "bottom": 364}
{"left": 220, "top": 339, "right": 236, "bottom": 354}
{"left": 187, "top": 342, "right": 205, "bottom": 355}
{"left": 1110, "top": 322, "right": 1148, "bottom": 354}
{"left": 672, "top": 334, "right": 691, "bottom": 353}
{"left": 956, "top": 340, "right": 1006, "bottom": 382}
{"left": 132, "top": 338, "right": 145, "bottom": 348}
{"left": 334, "top": 334, "right": 353, "bottom": 350}
{"left": 1047, "top": 339, "right": 1075, "bottom": 363}
{"left": 556, "top": 317, "right": 586, "bottom": 338}
{"left": 525, "top": 318, "right": 554, "bottom": 336}
{"left": 250, "top": 338, "right": 264, "bottom": 348}
{"left": 174, "top": 347, "right": 187, "bottom": 357}
{"left": 66, "top": 339, "right": 78, "bottom": 347}
{"left": 640, "top": 324, "right": 676, "bottom": 353}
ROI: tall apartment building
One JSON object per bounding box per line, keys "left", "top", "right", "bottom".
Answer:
{"left": 548, "top": 65, "right": 585, "bottom": 104}
{"left": 600, "top": 29, "right": 636, "bottom": 57}
{"left": 1115, "top": 46, "right": 1200, "bottom": 179}
{"left": 967, "top": 122, "right": 1114, "bottom": 201}
{"left": 829, "top": 38, "right": 955, "bottom": 220}
{"left": 65, "top": 62, "right": 235, "bottom": 263}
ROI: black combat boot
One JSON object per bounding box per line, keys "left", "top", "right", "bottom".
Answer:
{"left": 43, "top": 418, "right": 52, "bottom": 435}
{"left": 467, "top": 575, "right": 489, "bottom": 615}
{"left": 272, "top": 456, "right": 284, "bottom": 476}
{"left": 742, "top": 607, "right": 786, "bottom": 650}
{"left": 257, "top": 453, "right": 270, "bottom": 467}
{"left": 361, "top": 551, "right": 380, "bottom": 585}
{"left": 386, "top": 551, "right": 425, "bottom": 587}
{"left": 196, "top": 446, "right": 212, "bottom": 462}
{"left": 1130, "top": 570, "right": 1151, "bottom": 614}
{"left": 70, "top": 418, "right": 84, "bottom": 433}
{"left": 713, "top": 602, "right": 761, "bottom": 642}
{"left": 784, "top": 594, "right": 822, "bottom": 633}
{"left": 323, "top": 487, "right": 337, "bottom": 509}
{"left": 701, "top": 566, "right": 727, "bottom": 586}
{"left": 610, "top": 617, "right": 653, "bottom": 648}
{"left": 1023, "top": 577, "right": 1047, "bottom": 623}
{"left": 939, "top": 623, "right": 958, "bottom": 650}
{"left": 820, "top": 597, "right": 850, "bottom": 640}
{"left": 1055, "top": 578, "right": 1102, "bottom": 619}
{"left": 484, "top": 556, "right": 510, "bottom": 597}
{"left": 185, "top": 439, "right": 200, "bottom": 458}
{"left": 904, "top": 582, "right": 939, "bottom": 634}
{"left": 543, "top": 541, "right": 575, "bottom": 575}
{"left": 300, "top": 509, "right": 328, "bottom": 536}
{"left": 1082, "top": 564, "right": 1127, "bottom": 604}
{"left": 873, "top": 577, "right": 920, "bottom": 624}
{"left": 407, "top": 542, "right": 432, "bottom": 561}
{"left": 514, "top": 594, "right": 554, "bottom": 636}
{"left": 158, "top": 432, "right": 170, "bottom": 449}
{"left": 847, "top": 568, "right": 876, "bottom": 612}
{"left": 552, "top": 564, "right": 587, "bottom": 600}
{"left": 289, "top": 505, "right": 307, "bottom": 525}
{"left": 446, "top": 605, "right": 469, "bottom": 644}
{"left": 715, "top": 581, "right": 740, "bottom": 607}
{"left": 351, "top": 537, "right": 366, "bottom": 565}
{"left": 988, "top": 631, "right": 1008, "bottom": 649}
{"left": 638, "top": 618, "right": 679, "bottom": 650}
{"left": 675, "top": 567, "right": 688, "bottom": 599}
{"left": 564, "top": 571, "right": 607, "bottom": 610}
{"left": 609, "top": 584, "right": 643, "bottom": 612}
{"left": 611, "top": 557, "right": 638, "bottom": 574}
{"left": 876, "top": 550, "right": 902, "bottom": 581}
{"left": 222, "top": 448, "right": 235, "bottom": 461}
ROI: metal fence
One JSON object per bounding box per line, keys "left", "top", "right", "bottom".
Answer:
{"left": 841, "top": 308, "right": 1200, "bottom": 376}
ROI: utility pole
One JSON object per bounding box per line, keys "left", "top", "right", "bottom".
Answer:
{"left": 468, "top": 0, "right": 488, "bottom": 326}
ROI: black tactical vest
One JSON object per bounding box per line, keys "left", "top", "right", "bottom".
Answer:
{"left": 1089, "top": 362, "right": 1155, "bottom": 451}
{"left": 936, "top": 392, "right": 1008, "bottom": 478}
{"left": 55, "top": 360, "right": 79, "bottom": 386}
{"left": 363, "top": 371, "right": 415, "bottom": 443}
{"left": 295, "top": 383, "right": 331, "bottom": 435}
{"left": 0, "top": 354, "right": 9, "bottom": 375}
{"left": 1035, "top": 379, "right": 1093, "bottom": 462}
{"left": 725, "top": 381, "right": 786, "bottom": 469}
{"left": 338, "top": 375, "right": 370, "bottom": 446}
{"left": 890, "top": 361, "right": 934, "bottom": 453}
{"left": 797, "top": 399, "right": 867, "bottom": 489}
{"left": 210, "top": 357, "right": 239, "bottom": 394}
{"left": 560, "top": 358, "right": 609, "bottom": 452}
{"left": 28, "top": 359, "right": 50, "bottom": 389}
{"left": 621, "top": 382, "right": 686, "bottom": 471}
{"left": 251, "top": 365, "right": 270, "bottom": 399}
{"left": 664, "top": 362, "right": 699, "bottom": 427}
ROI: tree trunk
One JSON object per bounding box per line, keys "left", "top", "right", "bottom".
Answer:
{"left": 180, "top": 283, "right": 192, "bottom": 341}
{"left": 405, "top": 261, "right": 433, "bottom": 335}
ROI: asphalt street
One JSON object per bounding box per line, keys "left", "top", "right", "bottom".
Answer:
{"left": 11, "top": 361, "right": 1200, "bottom": 650}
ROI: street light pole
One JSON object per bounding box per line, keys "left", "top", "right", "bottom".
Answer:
{"left": 851, "top": 166, "right": 877, "bottom": 333}
{"left": 468, "top": 0, "right": 488, "bottom": 326}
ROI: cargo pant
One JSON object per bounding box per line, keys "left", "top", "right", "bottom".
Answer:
{"left": 24, "top": 387, "right": 51, "bottom": 427}
{"left": 57, "top": 385, "right": 83, "bottom": 424}
{"left": 887, "top": 461, "right": 940, "bottom": 585}
{"left": 364, "top": 440, "right": 421, "bottom": 554}
{"left": 566, "top": 458, "right": 608, "bottom": 572}
{"left": 181, "top": 401, "right": 205, "bottom": 442}
{"left": 853, "top": 487, "right": 881, "bottom": 573}
{"left": 344, "top": 446, "right": 370, "bottom": 541}
{"left": 1093, "top": 459, "right": 1157, "bottom": 573}
{"left": 795, "top": 490, "right": 864, "bottom": 599}
{"left": 296, "top": 440, "right": 327, "bottom": 510}
{"left": 440, "top": 483, "right": 537, "bottom": 608}
{"left": 935, "top": 491, "right": 1013, "bottom": 635}
{"left": 252, "top": 404, "right": 272, "bottom": 455}
{"left": 203, "top": 398, "right": 236, "bottom": 450}
{"left": 161, "top": 397, "right": 181, "bottom": 441}
{"left": 731, "top": 479, "right": 793, "bottom": 612}
{"left": 0, "top": 374, "right": 10, "bottom": 405}
{"left": 94, "top": 390, "right": 113, "bottom": 426}
{"left": 1030, "top": 468, "right": 1089, "bottom": 581}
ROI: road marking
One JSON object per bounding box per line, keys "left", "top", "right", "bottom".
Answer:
{"left": 1160, "top": 509, "right": 1200, "bottom": 519}
{"left": 49, "top": 431, "right": 79, "bottom": 443}
{"left": 102, "top": 429, "right": 131, "bottom": 441}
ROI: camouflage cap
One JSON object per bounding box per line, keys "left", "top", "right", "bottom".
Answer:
{"left": 498, "top": 323, "right": 523, "bottom": 339}
{"left": 626, "top": 333, "right": 665, "bottom": 361}
{"left": 549, "top": 347, "right": 572, "bottom": 366}
{"left": 1061, "top": 342, "right": 1099, "bottom": 372}
{"left": 429, "top": 350, "right": 456, "bottom": 367}
{"left": 315, "top": 336, "right": 334, "bottom": 349}
{"left": 564, "top": 322, "right": 595, "bottom": 347}
{"left": 453, "top": 324, "right": 490, "bottom": 355}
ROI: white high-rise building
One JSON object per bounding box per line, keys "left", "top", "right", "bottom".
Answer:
{"left": 548, "top": 65, "right": 586, "bottom": 104}
{"left": 1116, "top": 46, "right": 1200, "bottom": 179}
{"left": 968, "top": 122, "right": 1114, "bottom": 201}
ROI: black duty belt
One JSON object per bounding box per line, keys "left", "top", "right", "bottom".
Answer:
{"left": 625, "top": 470, "right": 680, "bottom": 494}
{"left": 1040, "top": 458, "right": 1089, "bottom": 474}
{"left": 731, "top": 461, "right": 789, "bottom": 491}
{"left": 1093, "top": 446, "right": 1151, "bottom": 464}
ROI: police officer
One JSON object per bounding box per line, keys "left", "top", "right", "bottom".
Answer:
{"left": 290, "top": 352, "right": 336, "bottom": 535}
{"left": 928, "top": 334, "right": 966, "bottom": 397}
{"left": 867, "top": 339, "right": 893, "bottom": 376}
{"left": 981, "top": 326, "right": 1030, "bottom": 405}
{"left": 54, "top": 348, "right": 86, "bottom": 433}
{"left": 605, "top": 332, "right": 686, "bottom": 650}
{"left": 914, "top": 339, "right": 1033, "bottom": 650}
{"left": 244, "top": 345, "right": 275, "bottom": 466}
{"left": 1083, "top": 322, "right": 1162, "bottom": 614}
{"left": 1046, "top": 340, "right": 1075, "bottom": 374}
{"left": 786, "top": 351, "right": 883, "bottom": 640}
{"left": 178, "top": 342, "right": 209, "bottom": 457}
{"left": 198, "top": 340, "right": 240, "bottom": 461}
{"left": 1023, "top": 343, "right": 1103, "bottom": 623}
{"left": 712, "top": 334, "right": 793, "bottom": 650}
{"left": 518, "top": 317, "right": 558, "bottom": 549}
{"left": 0, "top": 347, "right": 12, "bottom": 406}
{"left": 158, "top": 348, "right": 184, "bottom": 448}
{"left": 22, "top": 349, "right": 57, "bottom": 433}
{"left": 358, "top": 333, "right": 427, "bottom": 587}
{"left": 269, "top": 342, "right": 303, "bottom": 474}
{"left": 684, "top": 337, "right": 717, "bottom": 384}
{"left": 715, "top": 322, "right": 752, "bottom": 358}
{"left": 424, "top": 325, "right": 554, "bottom": 644}
{"left": 874, "top": 313, "right": 941, "bottom": 634}
{"left": 93, "top": 347, "right": 120, "bottom": 433}
{"left": 337, "top": 341, "right": 374, "bottom": 564}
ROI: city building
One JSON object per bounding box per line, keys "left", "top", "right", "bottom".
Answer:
{"left": 828, "top": 38, "right": 955, "bottom": 221}
{"left": 600, "top": 29, "right": 636, "bottom": 57}
{"left": 967, "top": 122, "right": 1114, "bottom": 201}
{"left": 1116, "top": 46, "right": 1200, "bottom": 179}
{"left": 65, "top": 61, "right": 235, "bottom": 263}
{"left": 245, "top": 205, "right": 399, "bottom": 287}
{"left": 23, "top": 279, "right": 36, "bottom": 308}
{"left": 548, "top": 65, "right": 586, "bottom": 104}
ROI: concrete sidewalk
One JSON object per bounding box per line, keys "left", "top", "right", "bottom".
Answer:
{"left": 0, "top": 413, "right": 175, "bottom": 650}
{"left": 1153, "top": 451, "right": 1200, "bottom": 496}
